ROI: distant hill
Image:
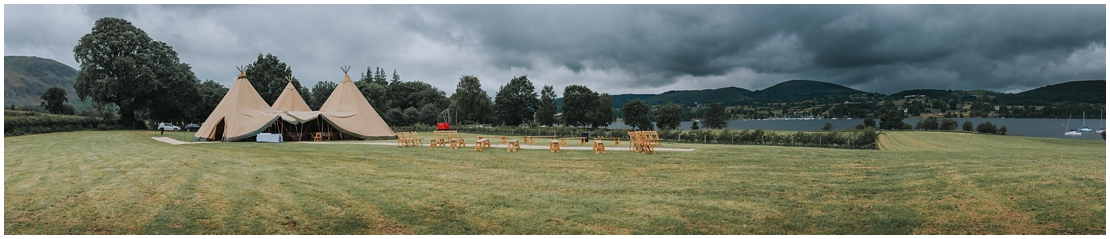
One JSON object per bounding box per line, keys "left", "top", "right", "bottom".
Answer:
{"left": 644, "top": 87, "right": 753, "bottom": 105}
{"left": 4, "top": 56, "right": 92, "bottom": 110}
{"left": 596, "top": 80, "right": 863, "bottom": 108}
{"left": 752, "top": 80, "right": 865, "bottom": 100}
{"left": 559, "top": 87, "right": 754, "bottom": 109}
{"left": 999, "top": 80, "right": 1105, "bottom": 105}
{"left": 889, "top": 89, "right": 956, "bottom": 98}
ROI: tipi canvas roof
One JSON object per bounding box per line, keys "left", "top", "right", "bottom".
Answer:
{"left": 272, "top": 79, "right": 312, "bottom": 112}
{"left": 193, "top": 70, "right": 282, "bottom": 141}
{"left": 315, "top": 68, "right": 394, "bottom": 139}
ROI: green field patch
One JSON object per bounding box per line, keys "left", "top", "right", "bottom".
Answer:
{"left": 5, "top": 130, "right": 1105, "bottom": 234}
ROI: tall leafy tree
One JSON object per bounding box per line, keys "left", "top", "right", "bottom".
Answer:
{"left": 879, "top": 109, "right": 904, "bottom": 130}
{"left": 450, "top": 75, "right": 494, "bottom": 124}
{"left": 310, "top": 80, "right": 337, "bottom": 110}
{"left": 40, "top": 87, "right": 69, "bottom": 114}
{"left": 355, "top": 81, "right": 388, "bottom": 114}
{"left": 703, "top": 103, "right": 728, "bottom": 129}
{"left": 245, "top": 53, "right": 306, "bottom": 105}
{"left": 359, "top": 67, "right": 387, "bottom": 86}
{"left": 375, "top": 67, "right": 388, "bottom": 85}
{"left": 537, "top": 85, "right": 558, "bottom": 126}
{"left": 298, "top": 85, "right": 312, "bottom": 108}
{"left": 384, "top": 80, "right": 451, "bottom": 126}
{"left": 622, "top": 98, "right": 653, "bottom": 130}
{"left": 494, "top": 76, "right": 539, "bottom": 126}
{"left": 654, "top": 102, "right": 682, "bottom": 130}
{"left": 73, "top": 17, "right": 198, "bottom": 126}
{"left": 194, "top": 80, "right": 228, "bottom": 122}
{"left": 593, "top": 93, "right": 614, "bottom": 128}
{"left": 561, "top": 85, "right": 598, "bottom": 127}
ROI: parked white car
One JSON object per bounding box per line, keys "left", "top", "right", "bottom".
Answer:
{"left": 158, "top": 122, "right": 181, "bottom": 131}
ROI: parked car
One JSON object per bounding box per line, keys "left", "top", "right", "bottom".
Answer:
{"left": 185, "top": 123, "right": 200, "bottom": 131}
{"left": 158, "top": 122, "right": 181, "bottom": 131}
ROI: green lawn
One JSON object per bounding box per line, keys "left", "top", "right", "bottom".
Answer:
{"left": 4, "top": 130, "right": 1105, "bottom": 234}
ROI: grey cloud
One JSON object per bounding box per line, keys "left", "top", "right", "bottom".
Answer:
{"left": 4, "top": 4, "right": 1105, "bottom": 96}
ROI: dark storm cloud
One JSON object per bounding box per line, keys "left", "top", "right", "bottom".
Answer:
{"left": 419, "top": 5, "right": 1104, "bottom": 93}
{"left": 4, "top": 5, "right": 1105, "bottom": 95}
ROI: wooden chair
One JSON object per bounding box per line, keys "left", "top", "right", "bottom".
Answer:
{"left": 632, "top": 131, "right": 655, "bottom": 154}
{"left": 559, "top": 138, "right": 567, "bottom": 147}
{"left": 648, "top": 131, "right": 662, "bottom": 146}
{"left": 549, "top": 140, "right": 561, "bottom": 153}
{"left": 627, "top": 131, "right": 639, "bottom": 151}
{"left": 312, "top": 132, "right": 323, "bottom": 142}
{"left": 593, "top": 140, "right": 606, "bottom": 154}
{"left": 410, "top": 132, "right": 424, "bottom": 146}
{"left": 396, "top": 133, "right": 408, "bottom": 147}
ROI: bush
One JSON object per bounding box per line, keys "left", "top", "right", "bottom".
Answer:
{"left": 940, "top": 118, "right": 959, "bottom": 131}
{"left": 821, "top": 122, "right": 833, "bottom": 131}
{"left": 5, "top": 110, "right": 106, "bottom": 136}
{"left": 962, "top": 121, "right": 973, "bottom": 131}
{"left": 998, "top": 125, "right": 1007, "bottom": 135}
{"left": 900, "top": 122, "right": 913, "bottom": 130}
{"left": 976, "top": 121, "right": 998, "bottom": 134}
{"left": 461, "top": 125, "right": 881, "bottom": 150}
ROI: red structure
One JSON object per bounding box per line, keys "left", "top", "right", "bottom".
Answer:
{"left": 436, "top": 122, "right": 451, "bottom": 131}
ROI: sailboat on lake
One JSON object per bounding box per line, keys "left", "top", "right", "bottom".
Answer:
{"left": 1064, "top": 113, "right": 1082, "bottom": 136}
{"left": 1079, "top": 111, "right": 1093, "bottom": 132}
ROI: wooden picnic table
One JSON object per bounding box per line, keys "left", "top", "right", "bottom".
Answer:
{"left": 595, "top": 137, "right": 621, "bottom": 145}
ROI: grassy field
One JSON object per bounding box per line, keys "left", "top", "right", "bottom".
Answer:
{"left": 4, "top": 130, "right": 1105, "bottom": 234}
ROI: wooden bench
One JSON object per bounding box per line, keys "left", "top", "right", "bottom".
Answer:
{"left": 429, "top": 138, "right": 439, "bottom": 148}
{"left": 593, "top": 140, "right": 606, "bottom": 154}
{"left": 434, "top": 130, "right": 461, "bottom": 143}
{"left": 525, "top": 136, "right": 556, "bottom": 145}
{"left": 450, "top": 138, "right": 467, "bottom": 149}
{"left": 474, "top": 138, "right": 491, "bottom": 152}
{"left": 595, "top": 137, "right": 621, "bottom": 145}
{"left": 559, "top": 137, "right": 587, "bottom": 147}
{"left": 506, "top": 140, "right": 520, "bottom": 152}
{"left": 549, "top": 139, "right": 561, "bottom": 153}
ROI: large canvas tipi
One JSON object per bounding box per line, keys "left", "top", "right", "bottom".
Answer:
{"left": 314, "top": 66, "right": 394, "bottom": 139}
{"left": 192, "top": 68, "right": 281, "bottom": 141}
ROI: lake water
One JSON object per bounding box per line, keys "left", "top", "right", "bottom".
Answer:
{"left": 608, "top": 118, "right": 1107, "bottom": 140}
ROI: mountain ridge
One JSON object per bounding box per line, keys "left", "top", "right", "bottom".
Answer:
{"left": 4, "top": 56, "right": 93, "bottom": 110}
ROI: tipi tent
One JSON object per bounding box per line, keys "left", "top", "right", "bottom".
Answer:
{"left": 271, "top": 76, "right": 312, "bottom": 112}
{"left": 313, "top": 66, "right": 394, "bottom": 139}
{"left": 193, "top": 68, "right": 282, "bottom": 141}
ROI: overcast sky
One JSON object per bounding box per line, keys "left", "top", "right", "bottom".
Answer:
{"left": 5, "top": 4, "right": 1106, "bottom": 96}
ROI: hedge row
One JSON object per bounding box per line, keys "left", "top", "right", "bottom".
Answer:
{"left": 445, "top": 124, "right": 880, "bottom": 150}
{"left": 659, "top": 128, "right": 880, "bottom": 149}
{"left": 5, "top": 110, "right": 108, "bottom": 136}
